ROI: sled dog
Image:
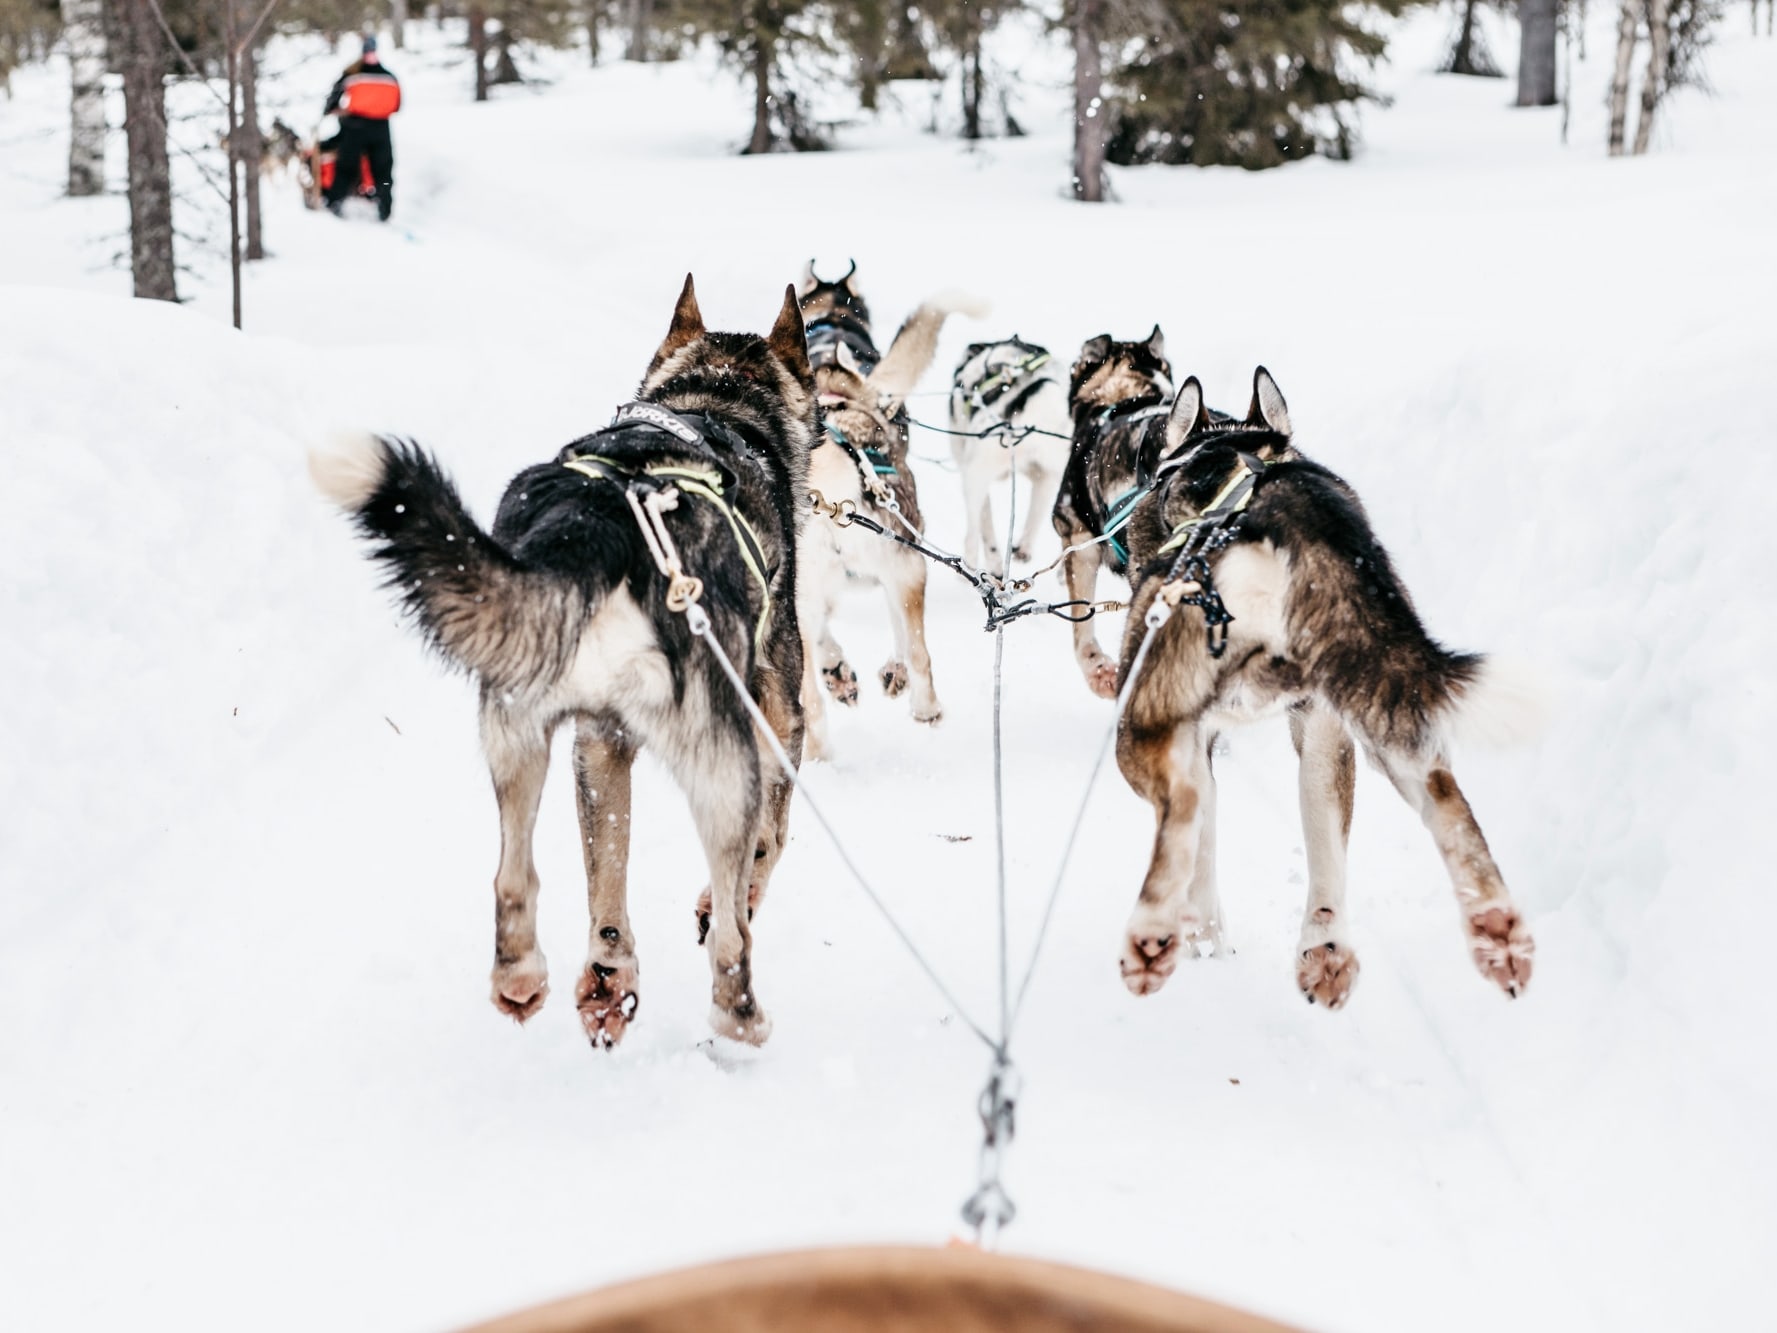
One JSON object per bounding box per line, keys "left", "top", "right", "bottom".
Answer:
{"left": 1112, "top": 367, "right": 1535, "bottom": 1009}
{"left": 310, "top": 276, "right": 815, "bottom": 1048}
{"left": 1054, "top": 327, "right": 1182, "bottom": 698}
{"left": 794, "top": 260, "right": 983, "bottom": 758}
{"left": 948, "top": 336, "right": 1073, "bottom": 574}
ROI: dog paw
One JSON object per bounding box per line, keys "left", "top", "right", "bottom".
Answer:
{"left": 1297, "top": 939, "right": 1360, "bottom": 1009}
{"left": 1467, "top": 904, "right": 1534, "bottom": 998}
{"left": 912, "top": 700, "right": 943, "bottom": 726}
{"left": 709, "top": 1002, "right": 772, "bottom": 1046}
{"left": 576, "top": 959, "right": 640, "bottom": 1049}
{"left": 822, "top": 662, "right": 859, "bottom": 707}
{"left": 1010, "top": 544, "right": 1031, "bottom": 564}
{"left": 1082, "top": 653, "right": 1119, "bottom": 700}
{"left": 1119, "top": 916, "right": 1183, "bottom": 996}
{"left": 490, "top": 954, "right": 549, "bottom": 1023}
{"left": 880, "top": 660, "right": 909, "bottom": 697}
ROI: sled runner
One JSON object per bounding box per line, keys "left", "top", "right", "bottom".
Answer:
{"left": 298, "top": 123, "right": 378, "bottom": 211}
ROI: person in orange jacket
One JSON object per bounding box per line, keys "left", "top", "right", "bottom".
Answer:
{"left": 323, "top": 35, "right": 401, "bottom": 221}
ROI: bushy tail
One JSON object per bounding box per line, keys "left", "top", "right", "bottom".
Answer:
{"left": 309, "top": 433, "right": 585, "bottom": 692}
{"left": 868, "top": 289, "right": 991, "bottom": 410}
{"left": 1438, "top": 654, "right": 1554, "bottom": 752}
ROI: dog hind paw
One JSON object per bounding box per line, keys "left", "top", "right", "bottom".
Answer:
{"left": 879, "top": 660, "right": 909, "bottom": 697}
{"left": 1297, "top": 940, "right": 1360, "bottom": 1009}
{"left": 490, "top": 956, "right": 550, "bottom": 1023}
{"left": 576, "top": 960, "right": 640, "bottom": 1049}
{"left": 822, "top": 662, "right": 860, "bottom": 707}
{"left": 1119, "top": 924, "right": 1182, "bottom": 996}
{"left": 1468, "top": 905, "right": 1534, "bottom": 998}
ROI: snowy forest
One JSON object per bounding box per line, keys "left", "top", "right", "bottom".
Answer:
{"left": 2, "top": 0, "right": 1774, "bottom": 1331}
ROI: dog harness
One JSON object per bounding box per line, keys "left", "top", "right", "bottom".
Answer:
{"left": 1084, "top": 400, "right": 1174, "bottom": 565}
{"left": 804, "top": 313, "right": 879, "bottom": 375}
{"left": 965, "top": 342, "right": 1052, "bottom": 415}
{"left": 559, "top": 403, "right": 777, "bottom": 651}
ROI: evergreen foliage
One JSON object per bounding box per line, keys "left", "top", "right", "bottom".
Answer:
{"left": 1104, "top": 0, "right": 1423, "bottom": 169}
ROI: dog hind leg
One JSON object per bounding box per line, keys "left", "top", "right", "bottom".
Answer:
{"left": 1290, "top": 703, "right": 1360, "bottom": 1008}
{"left": 663, "top": 691, "right": 772, "bottom": 1043}
{"left": 878, "top": 551, "right": 941, "bottom": 724}
{"left": 571, "top": 721, "right": 642, "bottom": 1048}
{"left": 1062, "top": 534, "right": 1117, "bottom": 698}
{"left": 1372, "top": 743, "right": 1534, "bottom": 998}
{"left": 1116, "top": 720, "right": 1211, "bottom": 995}
{"left": 482, "top": 707, "right": 554, "bottom": 1022}
{"left": 1014, "top": 462, "right": 1061, "bottom": 566}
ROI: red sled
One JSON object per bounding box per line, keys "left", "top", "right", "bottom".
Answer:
{"left": 300, "top": 144, "right": 376, "bottom": 209}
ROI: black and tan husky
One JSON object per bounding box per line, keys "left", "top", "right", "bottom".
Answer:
{"left": 1053, "top": 327, "right": 1182, "bottom": 699}
{"left": 1112, "top": 367, "right": 1536, "bottom": 1009}
{"left": 309, "top": 277, "right": 815, "bottom": 1048}
{"left": 793, "top": 261, "right": 983, "bottom": 758}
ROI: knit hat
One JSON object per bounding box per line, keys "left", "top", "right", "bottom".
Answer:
{"left": 361, "top": 34, "right": 378, "bottom": 54}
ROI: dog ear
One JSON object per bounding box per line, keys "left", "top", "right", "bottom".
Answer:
{"left": 798, "top": 259, "right": 818, "bottom": 297}
{"left": 1163, "top": 376, "right": 1210, "bottom": 456}
{"left": 767, "top": 283, "right": 812, "bottom": 384}
{"left": 835, "top": 342, "right": 862, "bottom": 375}
{"left": 1077, "top": 334, "right": 1112, "bottom": 368}
{"left": 841, "top": 258, "right": 859, "bottom": 294}
{"left": 1247, "top": 366, "right": 1291, "bottom": 436}
{"left": 651, "top": 273, "right": 704, "bottom": 371}
{"left": 1145, "top": 324, "right": 1166, "bottom": 362}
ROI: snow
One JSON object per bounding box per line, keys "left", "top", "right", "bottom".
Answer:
{"left": 3, "top": 9, "right": 1775, "bottom": 1332}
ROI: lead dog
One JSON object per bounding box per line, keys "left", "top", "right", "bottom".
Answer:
{"left": 794, "top": 261, "right": 982, "bottom": 757}
{"left": 1112, "top": 367, "right": 1535, "bottom": 1008}
{"left": 309, "top": 277, "right": 814, "bottom": 1048}
{"left": 948, "top": 336, "right": 1072, "bottom": 574}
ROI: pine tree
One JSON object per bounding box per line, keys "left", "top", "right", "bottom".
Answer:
{"left": 669, "top": 0, "right": 826, "bottom": 152}
{"left": 1104, "top": 0, "right": 1422, "bottom": 171}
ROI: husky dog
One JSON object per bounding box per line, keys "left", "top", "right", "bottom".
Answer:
{"left": 948, "top": 336, "right": 1072, "bottom": 574}
{"left": 264, "top": 118, "right": 304, "bottom": 177}
{"left": 1112, "top": 367, "right": 1535, "bottom": 1008}
{"left": 309, "top": 276, "right": 815, "bottom": 1048}
{"left": 1054, "top": 327, "right": 1180, "bottom": 698}
{"left": 794, "top": 260, "right": 983, "bottom": 758}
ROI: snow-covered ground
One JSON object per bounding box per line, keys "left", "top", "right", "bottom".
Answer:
{"left": 3, "top": 9, "right": 1774, "bottom": 1331}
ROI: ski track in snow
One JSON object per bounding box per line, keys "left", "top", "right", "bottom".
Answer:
{"left": 2, "top": 9, "right": 1775, "bottom": 1332}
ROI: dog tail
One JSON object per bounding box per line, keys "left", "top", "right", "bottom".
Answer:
{"left": 1437, "top": 654, "right": 1554, "bottom": 752}
{"left": 310, "top": 432, "right": 586, "bottom": 692}
{"left": 869, "top": 289, "right": 991, "bottom": 410}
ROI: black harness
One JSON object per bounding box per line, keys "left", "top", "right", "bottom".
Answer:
{"left": 804, "top": 312, "right": 879, "bottom": 374}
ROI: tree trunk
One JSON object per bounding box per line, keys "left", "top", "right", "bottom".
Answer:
{"left": 961, "top": 8, "right": 982, "bottom": 140}
{"left": 1517, "top": 0, "right": 1559, "bottom": 105}
{"left": 469, "top": 6, "right": 489, "bottom": 101}
{"left": 1071, "top": 0, "right": 1105, "bottom": 202}
{"left": 747, "top": 30, "right": 772, "bottom": 154}
{"left": 1632, "top": 0, "right": 1670, "bottom": 153}
{"left": 626, "top": 0, "right": 651, "bottom": 61}
{"left": 1607, "top": 0, "right": 1639, "bottom": 156}
{"left": 490, "top": 28, "right": 521, "bottom": 83}
{"left": 118, "top": 0, "right": 177, "bottom": 300}
{"left": 391, "top": 0, "right": 407, "bottom": 49}
{"left": 1451, "top": 0, "right": 1481, "bottom": 72}
{"left": 62, "top": 0, "right": 107, "bottom": 196}
{"left": 588, "top": 0, "right": 599, "bottom": 64}
{"left": 243, "top": 41, "right": 265, "bottom": 261}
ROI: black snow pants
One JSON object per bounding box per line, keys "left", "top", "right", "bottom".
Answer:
{"left": 326, "top": 116, "right": 394, "bottom": 221}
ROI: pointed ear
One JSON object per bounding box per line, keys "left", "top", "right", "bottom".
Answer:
{"left": 1247, "top": 365, "right": 1291, "bottom": 436}
{"left": 1078, "top": 334, "right": 1112, "bottom": 367}
{"left": 767, "top": 283, "right": 812, "bottom": 384}
{"left": 797, "top": 258, "right": 817, "bottom": 297}
{"left": 652, "top": 273, "right": 704, "bottom": 368}
{"left": 1163, "top": 376, "right": 1209, "bottom": 455}
{"left": 1145, "top": 324, "right": 1166, "bottom": 361}
{"left": 835, "top": 341, "right": 861, "bottom": 375}
{"left": 841, "top": 258, "right": 859, "bottom": 294}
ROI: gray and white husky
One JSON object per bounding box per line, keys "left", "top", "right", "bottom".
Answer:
{"left": 948, "top": 335, "right": 1073, "bottom": 574}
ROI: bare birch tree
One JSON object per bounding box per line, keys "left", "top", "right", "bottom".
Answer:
{"left": 1632, "top": 0, "right": 1671, "bottom": 152}
{"left": 1607, "top": 0, "right": 1638, "bottom": 154}
{"left": 62, "top": 0, "right": 106, "bottom": 195}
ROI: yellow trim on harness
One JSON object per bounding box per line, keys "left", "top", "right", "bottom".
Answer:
{"left": 1155, "top": 462, "right": 1262, "bottom": 556}
{"left": 563, "top": 453, "right": 776, "bottom": 653}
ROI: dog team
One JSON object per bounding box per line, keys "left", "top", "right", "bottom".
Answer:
{"left": 310, "top": 264, "right": 1534, "bottom": 1049}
